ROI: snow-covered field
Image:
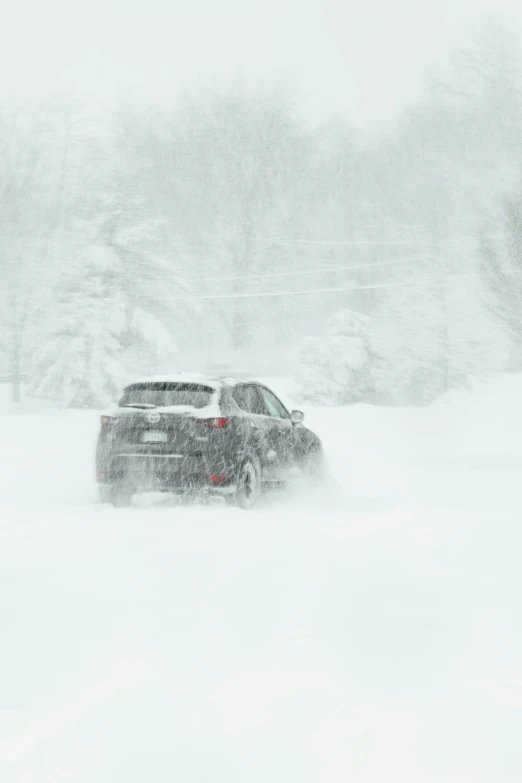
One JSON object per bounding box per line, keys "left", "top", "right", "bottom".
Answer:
{"left": 1, "top": 376, "right": 522, "bottom": 782}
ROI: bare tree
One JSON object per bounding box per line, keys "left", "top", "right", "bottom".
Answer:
{"left": 479, "top": 191, "right": 522, "bottom": 369}
{"left": 0, "top": 100, "right": 71, "bottom": 401}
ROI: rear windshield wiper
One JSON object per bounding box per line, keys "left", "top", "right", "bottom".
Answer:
{"left": 120, "top": 403, "right": 158, "bottom": 409}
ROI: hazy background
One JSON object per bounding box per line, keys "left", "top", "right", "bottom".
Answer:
{"left": 2, "top": 0, "right": 522, "bottom": 408}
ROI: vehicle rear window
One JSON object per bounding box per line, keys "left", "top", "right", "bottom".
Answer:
{"left": 120, "top": 383, "right": 214, "bottom": 409}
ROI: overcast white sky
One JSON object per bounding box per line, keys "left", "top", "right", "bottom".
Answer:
{"left": 2, "top": 0, "right": 521, "bottom": 127}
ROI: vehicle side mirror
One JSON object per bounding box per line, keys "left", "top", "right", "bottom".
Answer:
{"left": 291, "top": 409, "right": 304, "bottom": 424}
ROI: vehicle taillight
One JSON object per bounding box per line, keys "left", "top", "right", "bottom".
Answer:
{"left": 100, "top": 415, "right": 117, "bottom": 425}
{"left": 209, "top": 475, "right": 230, "bottom": 483}
{"left": 201, "top": 417, "right": 228, "bottom": 428}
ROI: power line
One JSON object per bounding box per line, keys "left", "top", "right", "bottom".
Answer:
{"left": 186, "top": 256, "right": 427, "bottom": 284}
{"left": 250, "top": 238, "right": 425, "bottom": 246}
{"left": 160, "top": 279, "right": 425, "bottom": 302}
{"left": 160, "top": 272, "right": 473, "bottom": 302}
{"left": 172, "top": 237, "right": 427, "bottom": 249}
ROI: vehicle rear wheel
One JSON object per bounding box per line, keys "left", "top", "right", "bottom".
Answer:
{"left": 99, "top": 485, "right": 132, "bottom": 507}
{"left": 230, "top": 459, "right": 261, "bottom": 510}
{"left": 302, "top": 447, "right": 325, "bottom": 479}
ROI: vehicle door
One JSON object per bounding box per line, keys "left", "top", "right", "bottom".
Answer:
{"left": 257, "top": 385, "right": 297, "bottom": 478}
{"left": 231, "top": 383, "right": 276, "bottom": 479}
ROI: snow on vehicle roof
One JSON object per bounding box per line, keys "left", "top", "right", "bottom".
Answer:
{"left": 125, "top": 373, "right": 254, "bottom": 389}
{"left": 127, "top": 373, "right": 222, "bottom": 388}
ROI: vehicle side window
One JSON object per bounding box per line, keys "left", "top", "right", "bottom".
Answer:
{"left": 232, "top": 386, "right": 249, "bottom": 412}
{"left": 259, "top": 387, "right": 290, "bottom": 419}
{"left": 232, "top": 385, "right": 266, "bottom": 416}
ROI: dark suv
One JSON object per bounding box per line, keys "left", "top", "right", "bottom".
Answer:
{"left": 96, "top": 374, "right": 323, "bottom": 508}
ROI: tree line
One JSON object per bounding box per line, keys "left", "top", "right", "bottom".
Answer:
{"left": 1, "top": 16, "right": 521, "bottom": 407}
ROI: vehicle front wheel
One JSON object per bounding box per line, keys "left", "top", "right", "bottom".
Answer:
{"left": 229, "top": 459, "right": 261, "bottom": 510}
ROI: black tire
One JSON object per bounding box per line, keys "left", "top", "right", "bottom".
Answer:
{"left": 229, "top": 458, "right": 261, "bottom": 510}
{"left": 99, "top": 485, "right": 132, "bottom": 507}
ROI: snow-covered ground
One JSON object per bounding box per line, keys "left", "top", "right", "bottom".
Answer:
{"left": 1, "top": 376, "right": 522, "bottom": 782}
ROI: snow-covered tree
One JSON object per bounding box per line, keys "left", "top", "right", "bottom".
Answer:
{"left": 28, "top": 247, "right": 128, "bottom": 408}
{"left": 28, "top": 225, "right": 191, "bottom": 408}
{"left": 296, "top": 264, "right": 505, "bottom": 407}
{"left": 296, "top": 310, "right": 378, "bottom": 406}
{"left": 26, "top": 114, "right": 194, "bottom": 407}
{"left": 0, "top": 99, "right": 72, "bottom": 401}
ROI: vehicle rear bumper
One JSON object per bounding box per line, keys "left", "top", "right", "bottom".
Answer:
{"left": 97, "top": 453, "right": 237, "bottom": 495}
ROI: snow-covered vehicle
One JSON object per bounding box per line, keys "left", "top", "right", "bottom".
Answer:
{"left": 96, "top": 374, "right": 323, "bottom": 508}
